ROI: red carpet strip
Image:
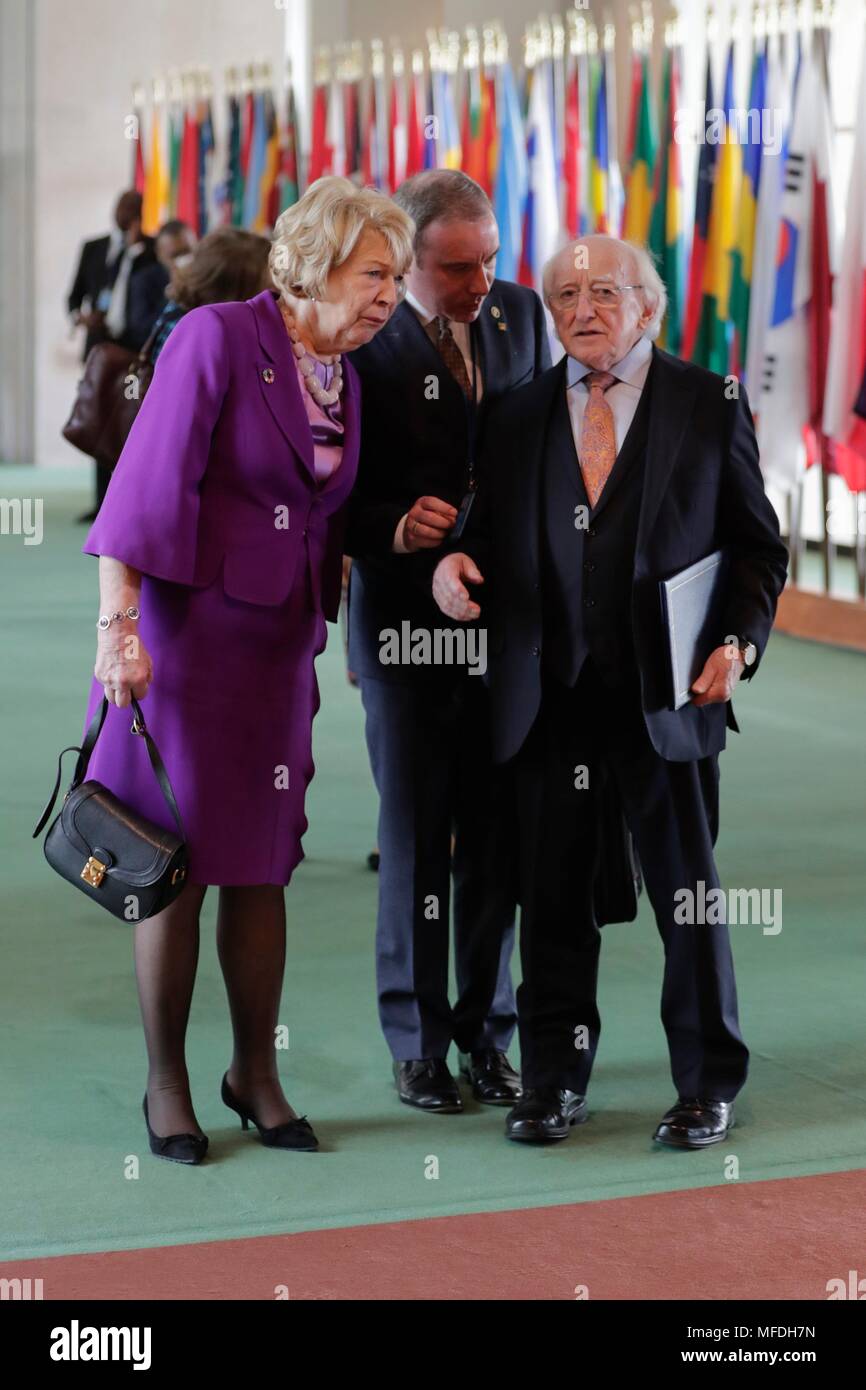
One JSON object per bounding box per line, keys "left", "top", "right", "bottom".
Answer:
{"left": 3, "top": 1168, "right": 864, "bottom": 1300}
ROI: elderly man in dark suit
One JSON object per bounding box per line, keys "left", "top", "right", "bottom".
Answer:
{"left": 433, "top": 234, "right": 788, "bottom": 1147}
{"left": 346, "top": 170, "right": 551, "bottom": 1113}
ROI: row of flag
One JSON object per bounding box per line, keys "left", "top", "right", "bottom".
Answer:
{"left": 134, "top": 71, "right": 300, "bottom": 239}
{"left": 129, "top": 14, "right": 866, "bottom": 497}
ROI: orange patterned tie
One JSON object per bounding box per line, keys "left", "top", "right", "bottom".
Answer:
{"left": 579, "top": 370, "right": 617, "bottom": 506}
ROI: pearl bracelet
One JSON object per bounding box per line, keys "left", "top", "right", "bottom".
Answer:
{"left": 97, "top": 605, "right": 140, "bottom": 631}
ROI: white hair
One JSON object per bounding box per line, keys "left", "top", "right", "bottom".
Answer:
{"left": 269, "top": 176, "right": 414, "bottom": 301}
{"left": 542, "top": 236, "right": 669, "bottom": 341}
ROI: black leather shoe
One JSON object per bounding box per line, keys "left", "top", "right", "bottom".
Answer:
{"left": 458, "top": 1050, "right": 522, "bottom": 1106}
{"left": 142, "top": 1095, "right": 208, "bottom": 1165}
{"left": 221, "top": 1073, "right": 319, "bottom": 1151}
{"left": 394, "top": 1059, "right": 463, "bottom": 1112}
{"left": 653, "top": 1097, "right": 734, "bottom": 1149}
{"left": 505, "top": 1087, "right": 587, "bottom": 1143}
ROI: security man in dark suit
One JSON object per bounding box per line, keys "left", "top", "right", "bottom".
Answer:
{"left": 433, "top": 235, "right": 788, "bottom": 1147}
{"left": 67, "top": 190, "right": 169, "bottom": 519}
{"left": 346, "top": 170, "right": 551, "bottom": 1113}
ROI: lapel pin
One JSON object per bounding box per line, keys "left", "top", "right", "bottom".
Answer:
{"left": 498, "top": 322, "right": 508, "bottom": 331}
{"left": 262, "top": 367, "right": 275, "bottom": 384}
{"left": 490, "top": 305, "right": 501, "bottom": 319}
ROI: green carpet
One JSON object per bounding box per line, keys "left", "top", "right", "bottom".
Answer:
{"left": 2, "top": 472, "right": 865, "bottom": 1261}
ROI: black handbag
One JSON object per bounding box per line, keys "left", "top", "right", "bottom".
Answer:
{"left": 32, "top": 695, "right": 189, "bottom": 922}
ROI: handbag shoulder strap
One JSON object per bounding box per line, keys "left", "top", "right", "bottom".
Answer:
{"left": 33, "top": 696, "right": 186, "bottom": 841}
{"left": 128, "top": 697, "right": 186, "bottom": 840}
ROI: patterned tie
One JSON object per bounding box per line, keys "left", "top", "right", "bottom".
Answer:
{"left": 436, "top": 316, "right": 472, "bottom": 399}
{"left": 579, "top": 370, "right": 618, "bottom": 507}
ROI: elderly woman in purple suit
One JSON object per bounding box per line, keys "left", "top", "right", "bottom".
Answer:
{"left": 81, "top": 177, "right": 414, "bottom": 1163}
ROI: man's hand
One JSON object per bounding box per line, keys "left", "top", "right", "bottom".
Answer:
{"left": 432, "top": 552, "right": 484, "bottom": 621}
{"left": 690, "top": 643, "right": 745, "bottom": 706}
{"left": 403, "top": 496, "right": 458, "bottom": 552}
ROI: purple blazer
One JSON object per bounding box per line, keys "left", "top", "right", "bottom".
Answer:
{"left": 83, "top": 290, "right": 360, "bottom": 619}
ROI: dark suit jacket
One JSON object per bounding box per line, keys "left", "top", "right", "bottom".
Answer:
{"left": 68, "top": 234, "right": 114, "bottom": 358}
{"left": 459, "top": 346, "right": 789, "bottom": 764}
{"left": 67, "top": 234, "right": 168, "bottom": 357}
{"left": 344, "top": 278, "right": 551, "bottom": 681}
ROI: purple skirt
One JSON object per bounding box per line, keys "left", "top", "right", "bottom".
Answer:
{"left": 81, "top": 563, "right": 328, "bottom": 886}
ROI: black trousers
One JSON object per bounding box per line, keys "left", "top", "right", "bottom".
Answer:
{"left": 510, "top": 659, "right": 749, "bottom": 1100}
{"left": 360, "top": 671, "right": 518, "bottom": 1060}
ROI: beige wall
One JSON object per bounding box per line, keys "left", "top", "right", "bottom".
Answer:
{"left": 32, "top": 0, "right": 286, "bottom": 469}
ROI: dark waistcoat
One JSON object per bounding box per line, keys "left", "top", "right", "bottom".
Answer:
{"left": 540, "top": 368, "right": 653, "bottom": 688}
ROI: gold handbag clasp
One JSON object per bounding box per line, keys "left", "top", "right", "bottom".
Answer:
{"left": 81, "top": 856, "right": 108, "bottom": 887}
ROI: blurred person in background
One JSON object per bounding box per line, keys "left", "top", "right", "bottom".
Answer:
{"left": 155, "top": 218, "right": 197, "bottom": 273}
{"left": 67, "top": 190, "right": 169, "bottom": 520}
{"left": 149, "top": 227, "right": 272, "bottom": 364}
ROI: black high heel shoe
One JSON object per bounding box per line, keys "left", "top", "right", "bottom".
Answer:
{"left": 220, "top": 1072, "right": 319, "bottom": 1151}
{"left": 142, "top": 1095, "right": 209, "bottom": 1165}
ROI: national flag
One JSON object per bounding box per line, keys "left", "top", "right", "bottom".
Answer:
{"left": 517, "top": 58, "right": 560, "bottom": 292}
{"left": 604, "top": 39, "right": 624, "bottom": 242}
{"left": 423, "top": 63, "right": 437, "bottom": 170}
{"left": 590, "top": 56, "right": 609, "bottom": 232}
{"left": 389, "top": 54, "right": 408, "bottom": 192}
{"left": 439, "top": 66, "right": 462, "bottom": 170}
{"left": 278, "top": 82, "right": 300, "bottom": 213}
{"left": 563, "top": 45, "right": 580, "bottom": 239}
{"left": 326, "top": 76, "right": 347, "bottom": 179}
{"left": 480, "top": 65, "right": 498, "bottom": 196}
{"left": 648, "top": 40, "right": 685, "bottom": 355}
{"left": 177, "top": 105, "right": 200, "bottom": 232}
{"left": 756, "top": 33, "right": 835, "bottom": 493}
{"left": 168, "top": 105, "right": 182, "bottom": 215}
{"left": 682, "top": 54, "right": 717, "bottom": 359}
{"left": 344, "top": 77, "right": 362, "bottom": 181}
{"left": 362, "top": 72, "right": 383, "bottom": 187}
{"left": 406, "top": 56, "right": 425, "bottom": 177}
{"left": 227, "top": 94, "right": 244, "bottom": 227}
{"left": 361, "top": 74, "right": 376, "bottom": 185}
{"left": 197, "top": 97, "right": 215, "bottom": 236}
{"left": 142, "top": 104, "right": 169, "bottom": 236}
{"left": 729, "top": 45, "right": 768, "bottom": 377}
{"left": 623, "top": 44, "right": 641, "bottom": 168}
{"left": 308, "top": 81, "right": 330, "bottom": 184}
{"left": 822, "top": 29, "right": 866, "bottom": 492}
{"left": 243, "top": 91, "right": 267, "bottom": 228}
{"left": 577, "top": 44, "right": 592, "bottom": 235}
{"left": 493, "top": 55, "right": 528, "bottom": 282}
{"left": 131, "top": 99, "right": 146, "bottom": 195}
{"left": 259, "top": 89, "right": 281, "bottom": 230}
{"left": 461, "top": 58, "right": 484, "bottom": 185}
{"left": 622, "top": 49, "right": 657, "bottom": 245}
{"left": 693, "top": 44, "right": 741, "bottom": 375}
{"left": 745, "top": 30, "right": 795, "bottom": 393}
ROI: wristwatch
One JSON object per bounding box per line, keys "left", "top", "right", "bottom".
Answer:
{"left": 735, "top": 637, "right": 757, "bottom": 667}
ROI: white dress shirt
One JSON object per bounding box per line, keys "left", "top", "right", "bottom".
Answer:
{"left": 393, "top": 291, "right": 485, "bottom": 553}
{"left": 105, "top": 239, "right": 146, "bottom": 339}
{"left": 566, "top": 333, "right": 653, "bottom": 460}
